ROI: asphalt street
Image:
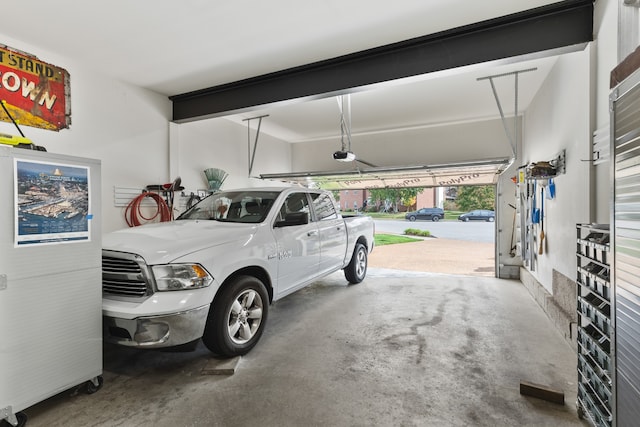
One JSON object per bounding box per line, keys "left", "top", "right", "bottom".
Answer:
{"left": 373, "top": 219, "right": 495, "bottom": 243}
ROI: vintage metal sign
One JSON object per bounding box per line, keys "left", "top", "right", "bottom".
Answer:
{"left": 0, "top": 45, "right": 70, "bottom": 131}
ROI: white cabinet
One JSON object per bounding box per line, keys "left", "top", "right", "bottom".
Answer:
{"left": 0, "top": 146, "right": 103, "bottom": 426}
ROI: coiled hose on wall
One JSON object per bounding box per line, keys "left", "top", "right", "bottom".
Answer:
{"left": 124, "top": 192, "right": 172, "bottom": 227}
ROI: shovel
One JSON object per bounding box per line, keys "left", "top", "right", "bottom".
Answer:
{"left": 538, "top": 186, "right": 545, "bottom": 255}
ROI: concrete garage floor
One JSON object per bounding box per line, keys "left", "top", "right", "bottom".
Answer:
{"left": 23, "top": 265, "right": 586, "bottom": 427}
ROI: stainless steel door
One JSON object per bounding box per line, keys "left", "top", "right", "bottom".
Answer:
{"left": 612, "top": 68, "right": 640, "bottom": 427}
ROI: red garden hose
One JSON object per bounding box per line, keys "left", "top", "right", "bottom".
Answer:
{"left": 124, "top": 192, "right": 172, "bottom": 227}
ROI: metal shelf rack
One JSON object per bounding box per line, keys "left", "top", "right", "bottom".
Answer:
{"left": 576, "top": 223, "right": 611, "bottom": 427}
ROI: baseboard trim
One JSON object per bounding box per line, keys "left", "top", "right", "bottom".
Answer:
{"left": 519, "top": 267, "right": 577, "bottom": 351}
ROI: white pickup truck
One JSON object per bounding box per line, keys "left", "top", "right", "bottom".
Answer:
{"left": 102, "top": 187, "right": 374, "bottom": 357}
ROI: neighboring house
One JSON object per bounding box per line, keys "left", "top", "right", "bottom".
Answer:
{"left": 339, "top": 187, "right": 443, "bottom": 211}
{"left": 339, "top": 189, "right": 368, "bottom": 211}
{"left": 416, "top": 187, "right": 442, "bottom": 210}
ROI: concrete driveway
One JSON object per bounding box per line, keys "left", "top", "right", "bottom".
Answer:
{"left": 368, "top": 237, "right": 495, "bottom": 277}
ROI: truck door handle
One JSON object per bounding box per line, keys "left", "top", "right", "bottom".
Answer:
{"left": 307, "top": 230, "right": 318, "bottom": 237}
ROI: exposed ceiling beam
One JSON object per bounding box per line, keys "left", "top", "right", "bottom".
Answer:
{"left": 170, "top": 0, "right": 593, "bottom": 123}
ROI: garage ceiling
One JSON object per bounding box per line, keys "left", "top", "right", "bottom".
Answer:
{"left": 2, "top": 1, "right": 576, "bottom": 97}
{"left": 4, "top": 1, "right": 593, "bottom": 187}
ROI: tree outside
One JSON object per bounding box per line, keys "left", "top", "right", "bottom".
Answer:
{"left": 334, "top": 185, "right": 493, "bottom": 214}
{"left": 368, "top": 188, "right": 424, "bottom": 213}
{"left": 454, "top": 185, "right": 495, "bottom": 211}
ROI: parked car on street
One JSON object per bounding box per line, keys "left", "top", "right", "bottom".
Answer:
{"left": 458, "top": 209, "right": 495, "bottom": 222}
{"left": 405, "top": 207, "right": 444, "bottom": 222}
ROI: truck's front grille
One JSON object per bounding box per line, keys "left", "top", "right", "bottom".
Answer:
{"left": 102, "top": 251, "right": 151, "bottom": 297}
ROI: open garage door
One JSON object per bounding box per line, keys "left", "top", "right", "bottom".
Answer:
{"left": 259, "top": 157, "right": 511, "bottom": 190}
{"left": 261, "top": 157, "right": 516, "bottom": 281}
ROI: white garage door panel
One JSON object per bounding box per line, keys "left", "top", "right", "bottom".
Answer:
{"left": 260, "top": 157, "right": 511, "bottom": 189}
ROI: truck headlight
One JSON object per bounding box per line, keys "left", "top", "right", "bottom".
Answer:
{"left": 152, "top": 264, "right": 213, "bottom": 291}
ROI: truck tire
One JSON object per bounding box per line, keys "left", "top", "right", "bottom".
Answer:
{"left": 202, "top": 275, "right": 269, "bottom": 357}
{"left": 344, "top": 243, "right": 367, "bottom": 284}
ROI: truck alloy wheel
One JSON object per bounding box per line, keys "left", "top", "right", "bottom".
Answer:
{"left": 344, "top": 243, "right": 368, "bottom": 284}
{"left": 202, "top": 275, "right": 269, "bottom": 357}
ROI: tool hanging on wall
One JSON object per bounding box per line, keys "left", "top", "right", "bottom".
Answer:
{"left": 163, "top": 176, "right": 183, "bottom": 219}
{"left": 204, "top": 168, "right": 228, "bottom": 191}
{"left": 126, "top": 177, "right": 184, "bottom": 226}
{"left": 531, "top": 180, "right": 540, "bottom": 224}
{"left": 0, "top": 100, "right": 47, "bottom": 151}
{"left": 547, "top": 178, "right": 556, "bottom": 199}
{"left": 508, "top": 203, "right": 517, "bottom": 257}
{"left": 185, "top": 192, "right": 202, "bottom": 210}
{"left": 538, "top": 185, "right": 545, "bottom": 255}
{"left": 124, "top": 192, "right": 171, "bottom": 227}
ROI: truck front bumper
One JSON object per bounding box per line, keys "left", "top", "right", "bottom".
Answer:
{"left": 103, "top": 304, "right": 209, "bottom": 348}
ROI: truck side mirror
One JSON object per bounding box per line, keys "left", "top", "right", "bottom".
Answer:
{"left": 274, "top": 212, "right": 309, "bottom": 227}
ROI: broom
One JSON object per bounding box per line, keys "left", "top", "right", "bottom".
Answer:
{"left": 204, "top": 168, "right": 228, "bottom": 191}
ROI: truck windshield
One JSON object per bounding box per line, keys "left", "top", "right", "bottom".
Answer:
{"left": 176, "top": 190, "right": 280, "bottom": 223}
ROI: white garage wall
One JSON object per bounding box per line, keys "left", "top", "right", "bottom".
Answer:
{"left": 521, "top": 46, "right": 592, "bottom": 292}
{"left": 0, "top": 34, "right": 171, "bottom": 233}
{"left": 0, "top": 34, "right": 293, "bottom": 233}
{"left": 171, "top": 118, "right": 292, "bottom": 195}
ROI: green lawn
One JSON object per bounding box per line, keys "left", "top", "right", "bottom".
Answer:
{"left": 366, "top": 211, "right": 406, "bottom": 220}
{"left": 445, "top": 211, "right": 464, "bottom": 220}
{"left": 353, "top": 211, "right": 464, "bottom": 221}
{"left": 374, "top": 233, "right": 422, "bottom": 246}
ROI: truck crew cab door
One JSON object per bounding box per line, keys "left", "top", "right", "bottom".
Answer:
{"left": 272, "top": 191, "right": 320, "bottom": 297}
{"left": 310, "top": 191, "right": 348, "bottom": 274}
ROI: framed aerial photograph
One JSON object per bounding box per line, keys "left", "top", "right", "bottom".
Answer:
{"left": 14, "top": 159, "right": 90, "bottom": 246}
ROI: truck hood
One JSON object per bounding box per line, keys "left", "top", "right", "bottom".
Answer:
{"left": 103, "top": 220, "right": 259, "bottom": 264}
